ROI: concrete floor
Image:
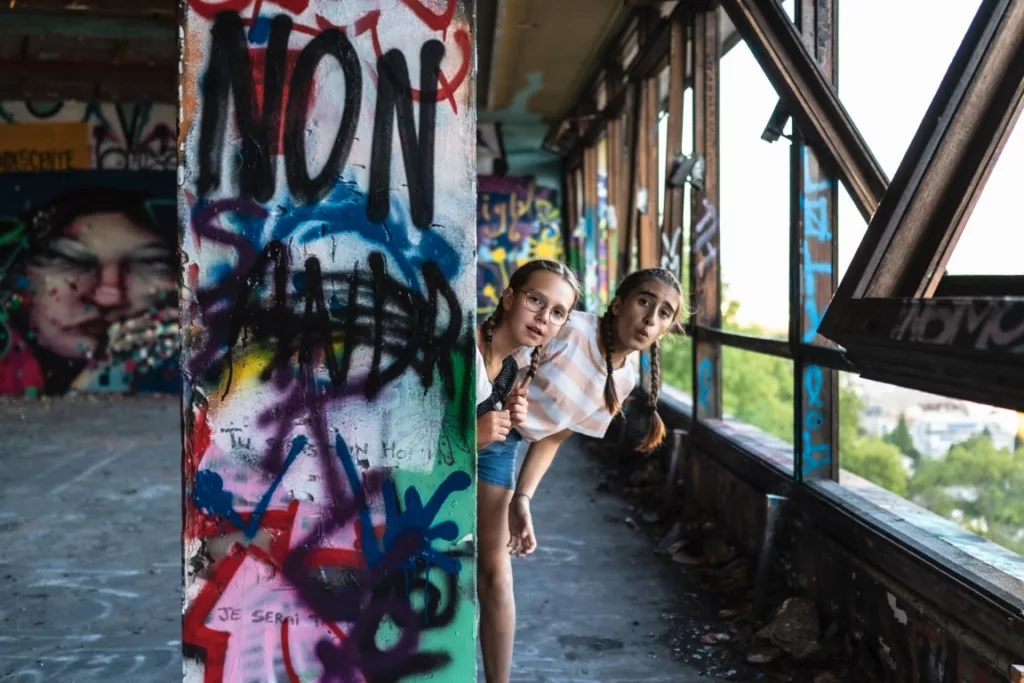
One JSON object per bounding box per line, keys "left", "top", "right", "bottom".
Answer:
{"left": 0, "top": 397, "right": 743, "bottom": 682}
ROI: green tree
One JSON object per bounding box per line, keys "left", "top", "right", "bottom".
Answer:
{"left": 910, "top": 433, "right": 1024, "bottom": 554}
{"left": 659, "top": 333, "right": 692, "bottom": 397}
{"left": 721, "top": 344, "right": 793, "bottom": 443}
{"left": 843, "top": 436, "right": 909, "bottom": 496}
{"left": 660, "top": 296, "right": 794, "bottom": 443}
{"left": 884, "top": 414, "right": 921, "bottom": 463}
{"left": 837, "top": 379, "right": 909, "bottom": 495}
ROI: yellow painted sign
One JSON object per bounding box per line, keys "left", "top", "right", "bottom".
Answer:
{"left": 0, "top": 123, "right": 90, "bottom": 173}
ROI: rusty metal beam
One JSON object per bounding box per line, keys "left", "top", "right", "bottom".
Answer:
{"left": 719, "top": 0, "right": 888, "bottom": 222}
{"left": 658, "top": 16, "right": 686, "bottom": 281}
{"left": 690, "top": 7, "right": 722, "bottom": 421}
{"left": 0, "top": 60, "right": 175, "bottom": 89}
{"left": 790, "top": 0, "right": 839, "bottom": 483}
{"left": 826, "top": 297, "right": 1024, "bottom": 413}
{"left": 0, "top": 9, "right": 175, "bottom": 40}
{"left": 607, "top": 116, "right": 623, "bottom": 284}
{"left": 639, "top": 74, "right": 660, "bottom": 269}
{"left": 826, "top": 0, "right": 1024, "bottom": 302}
{"left": 621, "top": 81, "right": 642, "bottom": 274}
{"left": 10, "top": 0, "right": 173, "bottom": 16}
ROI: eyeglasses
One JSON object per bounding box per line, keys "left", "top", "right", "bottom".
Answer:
{"left": 520, "top": 290, "right": 569, "bottom": 326}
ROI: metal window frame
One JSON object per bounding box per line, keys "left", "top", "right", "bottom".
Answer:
{"left": 817, "top": 0, "right": 1024, "bottom": 413}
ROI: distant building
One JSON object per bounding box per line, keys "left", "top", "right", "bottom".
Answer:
{"left": 852, "top": 377, "right": 1018, "bottom": 459}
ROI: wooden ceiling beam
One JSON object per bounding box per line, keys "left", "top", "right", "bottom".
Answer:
{"left": 0, "top": 9, "right": 176, "bottom": 40}
{"left": 0, "top": 59, "right": 176, "bottom": 89}
{"left": 6, "top": 0, "right": 172, "bottom": 14}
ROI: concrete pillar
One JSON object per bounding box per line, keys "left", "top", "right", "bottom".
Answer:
{"left": 178, "top": 3, "right": 477, "bottom": 680}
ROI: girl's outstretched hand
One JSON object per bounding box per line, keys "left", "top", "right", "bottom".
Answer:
{"left": 508, "top": 494, "right": 536, "bottom": 557}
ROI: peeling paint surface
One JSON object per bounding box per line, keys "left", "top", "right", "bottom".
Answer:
{"left": 178, "top": 1, "right": 477, "bottom": 681}
{"left": 887, "top": 592, "right": 908, "bottom": 625}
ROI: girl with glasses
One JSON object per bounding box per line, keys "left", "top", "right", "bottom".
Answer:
{"left": 475, "top": 259, "right": 581, "bottom": 683}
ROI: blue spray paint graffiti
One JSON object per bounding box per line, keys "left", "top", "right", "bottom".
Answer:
{"left": 799, "top": 146, "right": 834, "bottom": 344}
{"left": 801, "top": 364, "right": 831, "bottom": 477}
{"left": 799, "top": 145, "right": 834, "bottom": 477}
{"left": 697, "top": 358, "right": 713, "bottom": 412}
{"left": 190, "top": 177, "right": 462, "bottom": 297}
{"left": 195, "top": 429, "right": 470, "bottom": 576}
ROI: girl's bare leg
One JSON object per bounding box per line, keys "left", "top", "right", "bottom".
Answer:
{"left": 477, "top": 480, "right": 516, "bottom": 683}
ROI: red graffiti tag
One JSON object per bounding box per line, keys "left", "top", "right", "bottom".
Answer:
{"left": 311, "top": 9, "right": 470, "bottom": 113}
{"left": 399, "top": 0, "right": 456, "bottom": 33}
{"left": 183, "top": 493, "right": 389, "bottom": 682}
{"left": 183, "top": 502, "right": 301, "bottom": 683}
{"left": 188, "top": 0, "right": 310, "bottom": 19}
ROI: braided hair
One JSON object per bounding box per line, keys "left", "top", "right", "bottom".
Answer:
{"left": 599, "top": 267, "right": 684, "bottom": 453}
{"left": 482, "top": 259, "right": 582, "bottom": 382}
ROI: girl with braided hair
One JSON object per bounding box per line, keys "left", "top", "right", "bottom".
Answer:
{"left": 475, "top": 259, "right": 581, "bottom": 683}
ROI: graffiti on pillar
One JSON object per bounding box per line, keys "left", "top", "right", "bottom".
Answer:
{"left": 477, "top": 175, "right": 562, "bottom": 315}
{"left": 694, "top": 198, "right": 719, "bottom": 278}
{"left": 799, "top": 146, "right": 833, "bottom": 344}
{"left": 0, "top": 171, "right": 179, "bottom": 396}
{"left": 799, "top": 146, "right": 834, "bottom": 479}
{"left": 597, "top": 166, "right": 610, "bottom": 307}
{"left": 179, "top": 2, "right": 476, "bottom": 682}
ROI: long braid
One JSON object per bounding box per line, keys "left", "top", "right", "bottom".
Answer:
{"left": 638, "top": 341, "right": 667, "bottom": 452}
{"left": 480, "top": 307, "right": 504, "bottom": 364}
{"left": 600, "top": 311, "right": 621, "bottom": 415}
{"left": 525, "top": 346, "right": 541, "bottom": 382}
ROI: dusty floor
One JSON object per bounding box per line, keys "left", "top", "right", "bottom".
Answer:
{"left": 0, "top": 396, "right": 806, "bottom": 682}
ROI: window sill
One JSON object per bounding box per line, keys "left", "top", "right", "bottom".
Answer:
{"left": 656, "top": 383, "right": 1024, "bottom": 645}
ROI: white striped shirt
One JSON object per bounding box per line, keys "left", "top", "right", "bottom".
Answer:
{"left": 514, "top": 311, "right": 637, "bottom": 442}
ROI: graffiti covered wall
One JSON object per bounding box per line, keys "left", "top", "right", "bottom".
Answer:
{"left": 0, "top": 102, "right": 178, "bottom": 396}
{"left": 178, "top": 2, "right": 476, "bottom": 682}
{"left": 477, "top": 175, "right": 563, "bottom": 314}
{"left": 0, "top": 102, "right": 176, "bottom": 171}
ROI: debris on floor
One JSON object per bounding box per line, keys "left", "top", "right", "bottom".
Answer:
{"left": 754, "top": 597, "right": 821, "bottom": 660}
{"left": 589, "top": 432, "right": 883, "bottom": 683}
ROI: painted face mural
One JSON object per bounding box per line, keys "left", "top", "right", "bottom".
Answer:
{"left": 179, "top": 2, "right": 476, "bottom": 682}
{"left": 0, "top": 173, "right": 179, "bottom": 396}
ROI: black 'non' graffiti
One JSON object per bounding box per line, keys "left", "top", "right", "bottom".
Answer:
{"left": 196, "top": 11, "right": 443, "bottom": 227}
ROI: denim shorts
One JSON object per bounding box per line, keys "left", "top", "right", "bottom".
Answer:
{"left": 478, "top": 429, "right": 524, "bottom": 490}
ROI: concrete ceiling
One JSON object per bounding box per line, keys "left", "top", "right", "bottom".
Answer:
{"left": 0, "top": 0, "right": 175, "bottom": 102}
{"left": 477, "top": 0, "right": 628, "bottom": 124}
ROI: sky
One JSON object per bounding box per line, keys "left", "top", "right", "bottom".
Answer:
{"left": 710, "top": 0, "right": 1020, "bottom": 333}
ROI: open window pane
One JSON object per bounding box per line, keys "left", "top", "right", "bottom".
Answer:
{"left": 723, "top": 347, "right": 794, "bottom": 445}
{"left": 719, "top": 38, "right": 790, "bottom": 339}
{"left": 840, "top": 372, "right": 1024, "bottom": 557}
{"left": 660, "top": 333, "right": 693, "bottom": 398}
{"left": 837, "top": 0, "right": 984, "bottom": 178}
{"left": 945, "top": 111, "right": 1024, "bottom": 275}
{"left": 837, "top": 183, "right": 867, "bottom": 283}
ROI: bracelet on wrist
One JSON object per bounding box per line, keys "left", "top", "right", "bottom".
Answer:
{"left": 513, "top": 492, "right": 531, "bottom": 502}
